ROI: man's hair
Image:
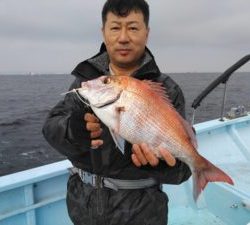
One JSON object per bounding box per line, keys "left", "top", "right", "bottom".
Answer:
{"left": 102, "top": 0, "right": 149, "bottom": 27}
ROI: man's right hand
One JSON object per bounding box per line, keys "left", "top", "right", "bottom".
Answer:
{"left": 84, "top": 113, "right": 103, "bottom": 149}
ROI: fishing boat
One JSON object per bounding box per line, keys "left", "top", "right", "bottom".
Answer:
{"left": 0, "top": 55, "right": 249, "bottom": 225}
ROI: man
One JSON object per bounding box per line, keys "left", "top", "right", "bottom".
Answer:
{"left": 43, "top": 0, "right": 191, "bottom": 224}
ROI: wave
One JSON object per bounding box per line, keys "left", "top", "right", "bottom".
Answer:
{"left": 36, "top": 109, "right": 51, "bottom": 114}
{"left": 0, "top": 118, "right": 26, "bottom": 127}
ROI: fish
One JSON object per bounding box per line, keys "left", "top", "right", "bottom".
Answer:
{"left": 67, "top": 75, "right": 234, "bottom": 201}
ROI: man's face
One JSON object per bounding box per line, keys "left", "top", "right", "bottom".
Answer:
{"left": 102, "top": 11, "right": 149, "bottom": 68}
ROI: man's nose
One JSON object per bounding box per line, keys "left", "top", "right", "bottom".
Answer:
{"left": 118, "top": 28, "right": 129, "bottom": 43}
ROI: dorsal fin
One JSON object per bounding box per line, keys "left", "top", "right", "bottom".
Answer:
{"left": 142, "top": 80, "right": 172, "bottom": 104}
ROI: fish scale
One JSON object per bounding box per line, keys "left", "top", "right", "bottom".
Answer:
{"left": 120, "top": 95, "right": 167, "bottom": 150}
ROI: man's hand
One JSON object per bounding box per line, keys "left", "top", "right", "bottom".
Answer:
{"left": 84, "top": 113, "right": 103, "bottom": 149}
{"left": 131, "top": 143, "right": 176, "bottom": 167}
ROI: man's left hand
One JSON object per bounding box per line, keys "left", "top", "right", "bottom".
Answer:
{"left": 131, "top": 143, "right": 176, "bottom": 167}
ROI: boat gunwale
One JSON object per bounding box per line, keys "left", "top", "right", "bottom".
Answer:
{"left": 194, "top": 113, "right": 250, "bottom": 134}
{"left": 0, "top": 160, "right": 72, "bottom": 193}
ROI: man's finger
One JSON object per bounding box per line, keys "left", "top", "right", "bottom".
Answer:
{"left": 141, "top": 143, "right": 159, "bottom": 167}
{"left": 84, "top": 113, "right": 99, "bottom": 123}
{"left": 90, "top": 129, "right": 103, "bottom": 139}
{"left": 86, "top": 122, "right": 101, "bottom": 131}
{"left": 132, "top": 144, "right": 148, "bottom": 165}
{"left": 159, "top": 148, "right": 176, "bottom": 167}
{"left": 91, "top": 139, "right": 103, "bottom": 149}
{"left": 131, "top": 153, "right": 142, "bottom": 167}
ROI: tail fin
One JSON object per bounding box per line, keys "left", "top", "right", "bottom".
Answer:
{"left": 193, "top": 156, "right": 234, "bottom": 201}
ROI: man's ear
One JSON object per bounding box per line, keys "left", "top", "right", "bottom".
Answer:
{"left": 146, "top": 27, "right": 150, "bottom": 42}
{"left": 101, "top": 26, "right": 106, "bottom": 44}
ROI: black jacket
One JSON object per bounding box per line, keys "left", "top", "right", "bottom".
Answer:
{"left": 42, "top": 44, "right": 191, "bottom": 184}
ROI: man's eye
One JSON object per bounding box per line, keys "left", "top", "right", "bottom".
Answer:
{"left": 111, "top": 27, "right": 119, "bottom": 31}
{"left": 103, "top": 77, "right": 111, "bottom": 84}
{"left": 129, "top": 27, "right": 138, "bottom": 31}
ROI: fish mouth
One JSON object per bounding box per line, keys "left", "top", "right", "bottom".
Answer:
{"left": 93, "top": 90, "right": 122, "bottom": 108}
{"left": 75, "top": 89, "right": 90, "bottom": 106}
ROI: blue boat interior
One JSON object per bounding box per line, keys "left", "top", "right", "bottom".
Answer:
{"left": 166, "top": 115, "right": 250, "bottom": 225}
{"left": 0, "top": 114, "right": 250, "bottom": 225}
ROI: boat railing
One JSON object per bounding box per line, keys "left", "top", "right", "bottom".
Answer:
{"left": 191, "top": 54, "right": 250, "bottom": 124}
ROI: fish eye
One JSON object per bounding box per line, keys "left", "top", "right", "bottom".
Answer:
{"left": 103, "top": 77, "right": 111, "bottom": 84}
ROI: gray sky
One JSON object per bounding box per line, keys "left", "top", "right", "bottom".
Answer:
{"left": 0, "top": 0, "right": 249, "bottom": 74}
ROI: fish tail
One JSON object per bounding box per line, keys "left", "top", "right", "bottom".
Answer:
{"left": 193, "top": 156, "right": 234, "bottom": 201}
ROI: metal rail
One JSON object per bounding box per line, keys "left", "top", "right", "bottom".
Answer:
{"left": 191, "top": 54, "right": 250, "bottom": 124}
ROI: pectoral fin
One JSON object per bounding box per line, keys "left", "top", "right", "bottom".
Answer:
{"left": 109, "top": 128, "right": 125, "bottom": 154}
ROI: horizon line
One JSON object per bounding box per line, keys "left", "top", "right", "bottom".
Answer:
{"left": 0, "top": 71, "right": 250, "bottom": 76}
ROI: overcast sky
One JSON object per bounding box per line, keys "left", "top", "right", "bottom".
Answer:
{"left": 0, "top": 0, "right": 249, "bottom": 74}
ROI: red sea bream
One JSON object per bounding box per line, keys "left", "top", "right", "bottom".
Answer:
{"left": 71, "top": 75, "right": 234, "bottom": 200}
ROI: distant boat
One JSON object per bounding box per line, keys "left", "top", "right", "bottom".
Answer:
{"left": 0, "top": 55, "right": 249, "bottom": 225}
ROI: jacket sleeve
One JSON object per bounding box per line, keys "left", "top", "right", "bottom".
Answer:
{"left": 159, "top": 74, "right": 192, "bottom": 184}
{"left": 42, "top": 77, "right": 92, "bottom": 160}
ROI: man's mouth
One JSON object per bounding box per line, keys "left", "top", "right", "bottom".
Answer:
{"left": 117, "top": 49, "right": 131, "bottom": 56}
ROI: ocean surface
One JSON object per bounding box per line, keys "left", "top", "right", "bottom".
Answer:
{"left": 0, "top": 72, "right": 250, "bottom": 176}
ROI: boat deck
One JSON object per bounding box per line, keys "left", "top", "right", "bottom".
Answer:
{"left": 221, "top": 162, "right": 250, "bottom": 196}
{"left": 163, "top": 115, "right": 250, "bottom": 225}
{"left": 195, "top": 115, "right": 250, "bottom": 200}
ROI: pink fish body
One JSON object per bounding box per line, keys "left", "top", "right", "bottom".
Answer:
{"left": 76, "top": 75, "right": 234, "bottom": 200}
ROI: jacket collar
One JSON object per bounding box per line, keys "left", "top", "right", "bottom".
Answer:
{"left": 87, "top": 43, "right": 161, "bottom": 80}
